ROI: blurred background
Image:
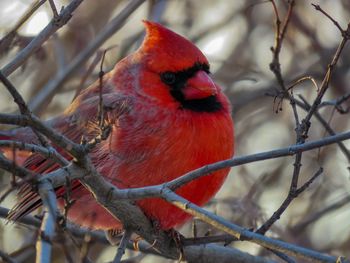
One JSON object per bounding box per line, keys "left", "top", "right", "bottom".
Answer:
{"left": 0, "top": 0, "right": 350, "bottom": 262}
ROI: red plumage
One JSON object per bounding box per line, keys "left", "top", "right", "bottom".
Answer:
{"left": 2, "top": 21, "right": 234, "bottom": 231}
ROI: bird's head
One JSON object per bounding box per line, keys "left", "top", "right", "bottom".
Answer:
{"left": 133, "top": 21, "right": 224, "bottom": 113}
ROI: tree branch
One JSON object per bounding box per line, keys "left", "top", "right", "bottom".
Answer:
{"left": 28, "top": 0, "right": 147, "bottom": 113}
{"left": 36, "top": 180, "right": 58, "bottom": 263}
{"left": 1, "top": 0, "right": 84, "bottom": 76}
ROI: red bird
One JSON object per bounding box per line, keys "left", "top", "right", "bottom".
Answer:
{"left": 1, "top": 21, "right": 234, "bottom": 231}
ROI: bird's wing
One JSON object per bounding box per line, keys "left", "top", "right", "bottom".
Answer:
{"left": 7, "top": 92, "right": 131, "bottom": 221}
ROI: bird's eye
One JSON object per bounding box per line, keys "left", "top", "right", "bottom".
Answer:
{"left": 161, "top": 72, "right": 176, "bottom": 85}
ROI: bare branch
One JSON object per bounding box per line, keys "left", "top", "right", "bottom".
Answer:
{"left": 0, "top": 250, "right": 18, "bottom": 263}
{"left": 303, "top": 24, "right": 350, "bottom": 127}
{"left": 0, "top": 153, "right": 36, "bottom": 179}
{"left": 256, "top": 168, "right": 323, "bottom": 234}
{"left": 0, "top": 207, "right": 269, "bottom": 263}
{"left": 297, "top": 95, "right": 350, "bottom": 163}
{"left": 292, "top": 195, "right": 350, "bottom": 232}
{"left": 35, "top": 130, "right": 350, "bottom": 200}
{"left": 0, "top": 0, "right": 47, "bottom": 55}
{"left": 161, "top": 188, "right": 344, "bottom": 263}
{"left": 0, "top": 72, "right": 31, "bottom": 115}
{"left": 266, "top": 91, "right": 350, "bottom": 163}
{"left": 0, "top": 140, "right": 68, "bottom": 166}
{"left": 28, "top": 0, "right": 147, "bottom": 113}
{"left": 48, "top": 0, "right": 59, "bottom": 18}
{"left": 260, "top": 3, "right": 350, "bottom": 236}
{"left": 1, "top": 0, "right": 84, "bottom": 76}
{"left": 311, "top": 4, "right": 345, "bottom": 33}
{"left": 0, "top": 113, "right": 85, "bottom": 159}
{"left": 15, "top": 130, "right": 348, "bottom": 262}
{"left": 36, "top": 180, "right": 58, "bottom": 263}
{"left": 295, "top": 167, "right": 323, "bottom": 195}
{"left": 319, "top": 92, "right": 350, "bottom": 111}
{"left": 112, "top": 230, "right": 132, "bottom": 263}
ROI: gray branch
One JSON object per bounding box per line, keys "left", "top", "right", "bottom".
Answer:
{"left": 36, "top": 180, "right": 58, "bottom": 263}
{"left": 28, "top": 0, "right": 147, "bottom": 113}
{"left": 1, "top": 0, "right": 85, "bottom": 76}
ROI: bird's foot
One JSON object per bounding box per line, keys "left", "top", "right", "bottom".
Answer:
{"left": 167, "top": 228, "right": 185, "bottom": 261}
{"left": 105, "top": 228, "right": 124, "bottom": 246}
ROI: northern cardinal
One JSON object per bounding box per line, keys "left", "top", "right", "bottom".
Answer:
{"left": 1, "top": 21, "right": 234, "bottom": 231}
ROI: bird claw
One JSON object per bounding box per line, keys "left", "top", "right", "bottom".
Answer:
{"left": 105, "top": 228, "right": 124, "bottom": 246}
{"left": 167, "top": 229, "right": 185, "bottom": 262}
{"left": 132, "top": 236, "right": 143, "bottom": 251}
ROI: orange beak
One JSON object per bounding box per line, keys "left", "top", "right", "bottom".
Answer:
{"left": 183, "top": 71, "right": 218, "bottom": 100}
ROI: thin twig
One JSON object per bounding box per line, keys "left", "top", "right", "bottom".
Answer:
{"left": 318, "top": 92, "right": 350, "bottom": 113}
{"left": 3, "top": 0, "right": 47, "bottom": 34}
{"left": 48, "top": 0, "right": 59, "bottom": 18}
{"left": 295, "top": 167, "right": 323, "bottom": 195}
{"left": 311, "top": 4, "right": 345, "bottom": 33}
{"left": 268, "top": 3, "right": 302, "bottom": 187}
{"left": 32, "top": 129, "right": 350, "bottom": 198}
{"left": 182, "top": 234, "right": 236, "bottom": 246}
{"left": 98, "top": 50, "right": 107, "bottom": 128}
{"left": 28, "top": 0, "right": 147, "bottom": 114}
{"left": 161, "top": 188, "right": 343, "bottom": 263}
{"left": 303, "top": 24, "right": 350, "bottom": 127}
{"left": 0, "top": 153, "right": 36, "bottom": 179}
{"left": 260, "top": 3, "right": 350, "bottom": 235}
{"left": 0, "top": 41, "right": 67, "bottom": 151}
{"left": 0, "top": 72, "right": 31, "bottom": 115}
{"left": 266, "top": 91, "right": 350, "bottom": 163}
{"left": 287, "top": 76, "right": 319, "bottom": 92}
{"left": 1, "top": 0, "right": 84, "bottom": 77}
{"left": 36, "top": 180, "right": 58, "bottom": 263}
{"left": 256, "top": 168, "right": 323, "bottom": 234}
{"left": 0, "top": 0, "right": 47, "bottom": 55}
{"left": 0, "top": 250, "right": 18, "bottom": 263}
{"left": 297, "top": 95, "right": 350, "bottom": 163}
{"left": 292, "top": 194, "right": 350, "bottom": 232}
{"left": 0, "top": 113, "right": 85, "bottom": 159}
{"left": 2, "top": 129, "right": 350, "bottom": 262}
{"left": 0, "top": 140, "right": 68, "bottom": 166}
{"left": 112, "top": 230, "right": 132, "bottom": 263}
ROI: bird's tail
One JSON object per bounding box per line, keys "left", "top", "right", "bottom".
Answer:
{"left": 0, "top": 129, "right": 27, "bottom": 163}
{"left": 0, "top": 129, "right": 46, "bottom": 222}
{"left": 0, "top": 130, "right": 14, "bottom": 158}
{"left": 0, "top": 128, "right": 82, "bottom": 223}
